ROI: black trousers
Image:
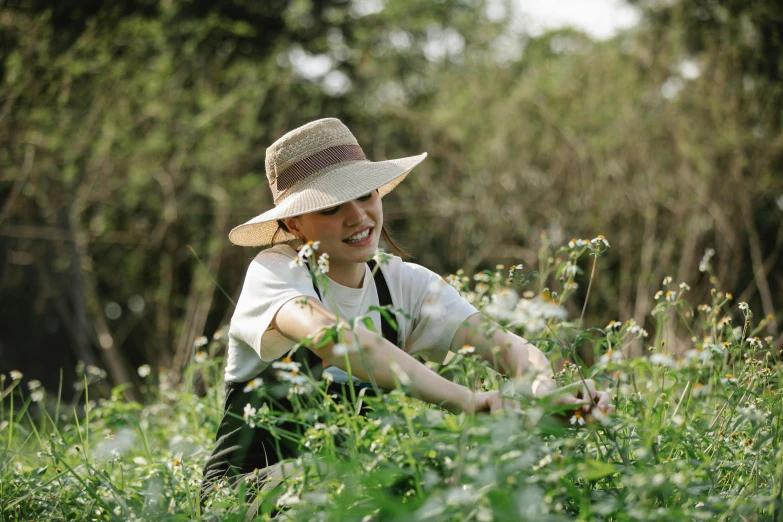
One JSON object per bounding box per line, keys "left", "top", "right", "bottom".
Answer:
{"left": 200, "top": 378, "right": 379, "bottom": 503}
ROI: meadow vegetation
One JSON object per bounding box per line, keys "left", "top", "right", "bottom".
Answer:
{"left": 3, "top": 239, "right": 781, "bottom": 521}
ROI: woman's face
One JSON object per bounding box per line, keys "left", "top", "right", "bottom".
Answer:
{"left": 284, "top": 190, "right": 383, "bottom": 266}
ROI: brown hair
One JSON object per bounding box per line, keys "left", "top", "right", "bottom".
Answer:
{"left": 276, "top": 220, "right": 411, "bottom": 260}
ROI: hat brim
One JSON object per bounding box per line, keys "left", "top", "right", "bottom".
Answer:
{"left": 228, "top": 152, "right": 427, "bottom": 247}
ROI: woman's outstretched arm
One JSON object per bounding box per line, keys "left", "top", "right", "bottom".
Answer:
{"left": 272, "top": 295, "right": 480, "bottom": 414}
{"left": 451, "top": 313, "right": 614, "bottom": 413}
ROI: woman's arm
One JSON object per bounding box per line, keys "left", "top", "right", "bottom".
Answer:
{"left": 452, "top": 313, "right": 613, "bottom": 414}
{"left": 451, "top": 313, "right": 557, "bottom": 395}
{"left": 272, "top": 295, "right": 476, "bottom": 414}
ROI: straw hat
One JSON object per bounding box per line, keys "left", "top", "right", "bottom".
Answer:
{"left": 228, "top": 118, "right": 427, "bottom": 247}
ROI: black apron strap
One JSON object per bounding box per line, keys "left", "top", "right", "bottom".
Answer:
{"left": 367, "top": 259, "right": 398, "bottom": 347}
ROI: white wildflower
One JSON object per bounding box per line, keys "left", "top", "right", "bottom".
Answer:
{"left": 568, "top": 238, "right": 589, "bottom": 249}
{"left": 605, "top": 320, "right": 622, "bottom": 331}
{"left": 445, "top": 274, "right": 460, "bottom": 288}
{"left": 316, "top": 253, "right": 330, "bottom": 274}
{"left": 718, "top": 316, "right": 732, "bottom": 328}
{"left": 563, "top": 261, "right": 578, "bottom": 279}
{"left": 194, "top": 336, "right": 208, "bottom": 348}
{"left": 473, "top": 272, "right": 491, "bottom": 283}
{"left": 213, "top": 329, "right": 223, "bottom": 340}
{"left": 273, "top": 357, "right": 302, "bottom": 372}
{"left": 590, "top": 235, "right": 610, "bottom": 248}
{"left": 194, "top": 350, "right": 207, "bottom": 363}
{"left": 508, "top": 264, "right": 524, "bottom": 278}
{"left": 27, "top": 379, "right": 42, "bottom": 391}
{"left": 137, "top": 365, "right": 151, "bottom": 378}
{"left": 738, "top": 302, "right": 749, "bottom": 311}
{"left": 133, "top": 456, "right": 148, "bottom": 466}
{"left": 649, "top": 354, "right": 676, "bottom": 368}
{"left": 333, "top": 343, "right": 359, "bottom": 356}
{"left": 662, "top": 276, "right": 672, "bottom": 286}
{"left": 746, "top": 337, "right": 762, "bottom": 349}
{"left": 86, "top": 365, "right": 106, "bottom": 377}
{"left": 243, "top": 403, "right": 257, "bottom": 428}
{"left": 679, "top": 282, "right": 690, "bottom": 291}
{"left": 698, "top": 248, "right": 715, "bottom": 272}
{"left": 569, "top": 412, "right": 585, "bottom": 426}
{"left": 665, "top": 290, "right": 676, "bottom": 303}
{"left": 243, "top": 378, "right": 263, "bottom": 393}
{"left": 31, "top": 390, "right": 44, "bottom": 403}
{"left": 458, "top": 345, "right": 476, "bottom": 355}
{"left": 654, "top": 291, "right": 663, "bottom": 300}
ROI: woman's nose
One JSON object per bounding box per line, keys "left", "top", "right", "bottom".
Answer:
{"left": 342, "top": 200, "right": 366, "bottom": 225}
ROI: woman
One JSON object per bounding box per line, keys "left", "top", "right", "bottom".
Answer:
{"left": 201, "top": 118, "right": 613, "bottom": 499}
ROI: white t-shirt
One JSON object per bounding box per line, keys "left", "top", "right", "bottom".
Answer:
{"left": 224, "top": 245, "right": 479, "bottom": 383}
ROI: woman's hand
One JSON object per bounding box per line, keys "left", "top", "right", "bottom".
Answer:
{"left": 466, "top": 390, "right": 523, "bottom": 414}
{"left": 535, "top": 378, "right": 615, "bottom": 418}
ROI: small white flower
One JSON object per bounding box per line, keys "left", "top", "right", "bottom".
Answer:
{"left": 276, "top": 370, "right": 308, "bottom": 386}
{"left": 194, "top": 350, "right": 207, "bottom": 363}
{"left": 333, "top": 343, "right": 358, "bottom": 356}
{"left": 654, "top": 291, "right": 663, "bottom": 300}
{"left": 243, "top": 378, "right": 264, "bottom": 393}
{"left": 458, "top": 345, "right": 476, "bottom": 355}
{"left": 679, "top": 282, "right": 690, "bottom": 291}
{"left": 738, "top": 302, "right": 749, "bottom": 311}
{"left": 243, "top": 403, "right": 259, "bottom": 427}
{"left": 473, "top": 273, "right": 491, "bottom": 282}
{"left": 137, "top": 364, "right": 151, "bottom": 378}
{"left": 31, "top": 390, "right": 44, "bottom": 403}
{"left": 746, "top": 337, "right": 762, "bottom": 349}
{"left": 605, "top": 320, "right": 622, "bottom": 331}
{"left": 133, "top": 456, "right": 148, "bottom": 466}
{"left": 272, "top": 357, "right": 302, "bottom": 372}
{"left": 194, "top": 336, "right": 208, "bottom": 348}
{"left": 718, "top": 316, "right": 732, "bottom": 328}
{"left": 590, "top": 235, "right": 610, "bottom": 248}
{"left": 569, "top": 412, "right": 585, "bottom": 426}
{"left": 212, "top": 329, "right": 223, "bottom": 341}
{"left": 650, "top": 354, "right": 676, "bottom": 368}
{"left": 243, "top": 403, "right": 257, "bottom": 420}
{"left": 665, "top": 290, "right": 676, "bottom": 303}
{"left": 563, "top": 261, "right": 578, "bottom": 278}
{"left": 86, "top": 365, "right": 105, "bottom": 377}
{"left": 27, "top": 379, "right": 42, "bottom": 391}
{"left": 316, "top": 253, "right": 330, "bottom": 274}
{"left": 568, "top": 238, "right": 589, "bottom": 249}
{"left": 445, "top": 274, "right": 460, "bottom": 288}
{"left": 288, "top": 384, "right": 308, "bottom": 396}
{"left": 662, "top": 276, "right": 672, "bottom": 286}
{"left": 508, "top": 264, "right": 524, "bottom": 278}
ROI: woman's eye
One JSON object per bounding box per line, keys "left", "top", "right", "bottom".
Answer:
{"left": 320, "top": 206, "right": 339, "bottom": 215}
{"left": 357, "top": 193, "right": 372, "bottom": 201}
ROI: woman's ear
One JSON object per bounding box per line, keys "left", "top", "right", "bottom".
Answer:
{"left": 282, "top": 217, "right": 303, "bottom": 240}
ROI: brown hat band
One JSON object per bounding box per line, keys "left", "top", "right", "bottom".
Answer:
{"left": 273, "top": 144, "right": 366, "bottom": 202}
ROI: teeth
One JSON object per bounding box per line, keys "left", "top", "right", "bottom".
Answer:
{"left": 345, "top": 228, "right": 371, "bottom": 243}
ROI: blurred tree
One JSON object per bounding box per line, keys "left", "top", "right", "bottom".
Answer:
{"left": 1, "top": 0, "right": 780, "bottom": 399}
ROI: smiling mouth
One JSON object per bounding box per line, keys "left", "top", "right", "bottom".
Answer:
{"left": 343, "top": 227, "right": 373, "bottom": 243}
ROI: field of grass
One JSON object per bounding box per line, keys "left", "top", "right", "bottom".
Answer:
{"left": 2, "top": 240, "right": 781, "bottom": 521}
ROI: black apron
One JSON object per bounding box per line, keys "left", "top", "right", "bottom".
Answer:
{"left": 200, "top": 259, "right": 398, "bottom": 497}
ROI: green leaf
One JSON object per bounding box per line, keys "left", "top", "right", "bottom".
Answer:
{"left": 581, "top": 459, "right": 617, "bottom": 481}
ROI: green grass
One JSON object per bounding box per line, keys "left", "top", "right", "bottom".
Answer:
{"left": 2, "top": 241, "right": 781, "bottom": 521}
